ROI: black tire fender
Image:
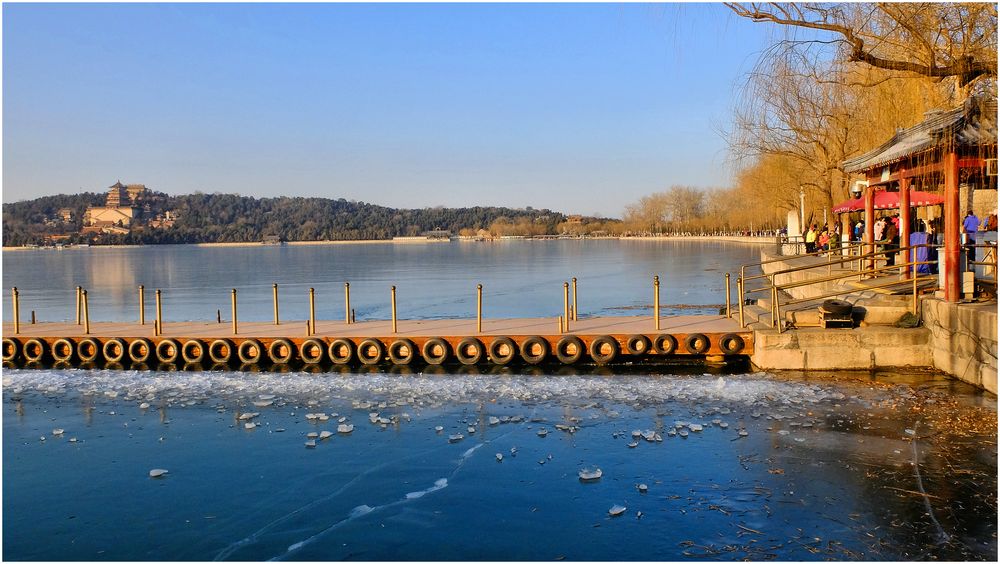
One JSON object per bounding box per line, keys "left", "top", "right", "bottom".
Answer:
{"left": 103, "top": 338, "right": 127, "bottom": 363}
{"left": 488, "top": 337, "right": 517, "bottom": 365}
{"left": 685, "top": 333, "right": 711, "bottom": 354}
{"left": 328, "top": 338, "right": 355, "bottom": 365}
{"left": 653, "top": 334, "right": 678, "bottom": 355}
{"left": 519, "top": 336, "right": 549, "bottom": 365}
{"left": 455, "top": 337, "right": 485, "bottom": 366}
{"left": 719, "top": 333, "right": 745, "bottom": 355}
{"left": 357, "top": 339, "right": 385, "bottom": 365}
{"left": 554, "top": 335, "right": 584, "bottom": 364}
{"left": 625, "top": 334, "right": 651, "bottom": 356}
{"left": 422, "top": 338, "right": 451, "bottom": 366}
{"left": 388, "top": 339, "right": 417, "bottom": 365}
{"left": 589, "top": 335, "right": 619, "bottom": 365}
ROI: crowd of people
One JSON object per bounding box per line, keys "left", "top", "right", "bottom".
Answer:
{"left": 798, "top": 209, "right": 998, "bottom": 272}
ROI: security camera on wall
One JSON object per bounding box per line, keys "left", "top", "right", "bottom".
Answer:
{"left": 850, "top": 180, "right": 868, "bottom": 199}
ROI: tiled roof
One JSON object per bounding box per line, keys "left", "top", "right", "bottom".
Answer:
{"left": 842, "top": 98, "right": 997, "bottom": 173}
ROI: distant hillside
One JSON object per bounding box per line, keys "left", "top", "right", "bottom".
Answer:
{"left": 2, "top": 192, "right": 565, "bottom": 246}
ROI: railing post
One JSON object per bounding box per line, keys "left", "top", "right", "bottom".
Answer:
{"left": 653, "top": 275, "right": 660, "bottom": 331}
{"left": 738, "top": 276, "right": 745, "bottom": 328}
{"left": 344, "top": 282, "right": 351, "bottom": 325}
{"left": 309, "top": 287, "right": 316, "bottom": 336}
{"left": 273, "top": 283, "right": 280, "bottom": 325}
{"left": 771, "top": 285, "right": 780, "bottom": 332}
{"left": 391, "top": 285, "right": 397, "bottom": 334}
{"left": 138, "top": 285, "right": 145, "bottom": 325}
{"left": 12, "top": 287, "right": 20, "bottom": 335}
{"left": 155, "top": 289, "right": 163, "bottom": 336}
{"left": 82, "top": 289, "right": 90, "bottom": 335}
{"left": 725, "top": 273, "right": 731, "bottom": 318}
{"left": 563, "top": 282, "right": 570, "bottom": 332}
{"left": 476, "top": 284, "right": 483, "bottom": 333}
{"left": 572, "top": 277, "right": 578, "bottom": 321}
{"left": 75, "top": 286, "right": 82, "bottom": 325}
{"left": 231, "top": 289, "right": 238, "bottom": 335}
{"left": 912, "top": 261, "right": 919, "bottom": 315}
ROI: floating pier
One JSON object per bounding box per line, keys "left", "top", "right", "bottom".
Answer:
{"left": 1, "top": 315, "right": 752, "bottom": 369}
{"left": 3, "top": 279, "right": 752, "bottom": 370}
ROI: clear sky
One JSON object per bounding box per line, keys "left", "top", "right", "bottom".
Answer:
{"left": 2, "top": 2, "right": 774, "bottom": 217}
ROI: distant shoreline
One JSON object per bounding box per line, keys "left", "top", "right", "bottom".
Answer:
{"left": 3, "top": 235, "right": 775, "bottom": 251}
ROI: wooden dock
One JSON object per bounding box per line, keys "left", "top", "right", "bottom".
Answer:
{"left": 2, "top": 315, "right": 753, "bottom": 369}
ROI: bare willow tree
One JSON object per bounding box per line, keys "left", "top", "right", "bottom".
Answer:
{"left": 724, "top": 2, "right": 998, "bottom": 97}
{"left": 724, "top": 2, "right": 996, "bottom": 226}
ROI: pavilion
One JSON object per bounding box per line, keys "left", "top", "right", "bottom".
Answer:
{"left": 841, "top": 97, "right": 997, "bottom": 302}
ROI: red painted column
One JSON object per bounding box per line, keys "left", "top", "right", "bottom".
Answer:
{"left": 899, "top": 175, "right": 911, "bottom": 278}
{"left": 944, "top": 151, "right": 960, "bottom": 301}
{"left": 864, "top": 186, "right": 875, "bottom": 271}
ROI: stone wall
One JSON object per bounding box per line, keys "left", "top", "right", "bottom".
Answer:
{"left": 921, "top": 298, "right": 998, "bottom": 395}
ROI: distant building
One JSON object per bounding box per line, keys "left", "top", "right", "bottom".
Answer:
{"left": 84, "top": 180, "right": 142, "bottom": 232}
{"left": 57, "top": 208, "right": 73, "bottom": 222}
{"left": 566, "top": 215, "right": 583, "bottom": 224}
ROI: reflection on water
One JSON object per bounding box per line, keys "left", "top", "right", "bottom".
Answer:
{"left": 3, "top": 365, "right": 995, "bottom": 561}
{"left": 2, "top": 241, "right": 761, "bottom": 323}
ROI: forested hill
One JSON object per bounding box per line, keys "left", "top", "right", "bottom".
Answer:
{"left": 2, "top": 192, "right": 565, "bottom": 246}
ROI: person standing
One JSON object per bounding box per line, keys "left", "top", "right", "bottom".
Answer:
{"left": 963, "top": 210, "right": 981, "bottom": 271}
{"left": 883, "top": 216, "right": 899, "bottom": 266}
{"left": 805, "top": 224, "right": 817, "bottom": 253}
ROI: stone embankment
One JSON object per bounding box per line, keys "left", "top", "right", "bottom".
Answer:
{"left": 747, "top": 249, "right": 997, "bottom": 394}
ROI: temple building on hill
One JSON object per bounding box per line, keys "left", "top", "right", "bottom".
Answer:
{"left": 83, "top": 180, "right": 146, "bottom": 232}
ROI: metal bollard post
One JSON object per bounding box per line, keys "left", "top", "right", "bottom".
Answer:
{"left": 563, "top": 282, "right": 570, "bottom": 332}
{"left": 155, "top": 289, "right": 162, "bottom": 336}
{"left": 572, "top": 277, "right": 578, "bottom": 321}
{"left": 31, "top": 310, "right": 36, "bottom": 324}
{"left": 138, "top": 285, "right": 145, "bottom": 325}
{"left": 725, "top": 273, "right": 731, "bottom": 318}
{"left": 558, "top": 315, "right": 564, "bottom": 334}
{"left": 12, "top": 287, "right": 20, "bottom": 335}
{"left": 391, "top": 286, "right": 397, "bottom": 334}
{"left": 653, "top": 275, "right": 660, "bottom": 331}
{"left": 344, "top": 282, "right": 351, "bottom": 324}
{"left": 476, "top": 284, "right": 483, "bottom": 333}
{"left": 231, "top": 289, "right": 238, "bottom": 335}
{"left": 82, "top": 290, "right": 90, "bottom": 335}
{"left": 76, "top": 286, "right": 82, "bottom": 325}
{"left": 273, "top": 283, "right": 280, "bottom": 326}
{"left": 309, "top": 287, "right": 316, "bottom": 336}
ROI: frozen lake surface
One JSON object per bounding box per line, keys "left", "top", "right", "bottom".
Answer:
{"left": 3, "top": 365, "right": 996, "bottom": 561}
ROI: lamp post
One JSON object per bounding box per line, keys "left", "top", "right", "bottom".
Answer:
{"left": 799, "top": 186, "right": 806, "bottom": 231}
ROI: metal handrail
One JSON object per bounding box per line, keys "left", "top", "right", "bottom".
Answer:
{"left": 740, "top": 241, "right": 868, "bottom": 284}
{"left": 738, "top": 242, "right": 938, "bottom": 330}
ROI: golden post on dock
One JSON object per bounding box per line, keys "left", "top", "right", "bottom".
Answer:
{"left": 273, "top": 283, "right": 280, "bottom": 325}
{"left": 309, "top": 287, "right": 316, "bottom": 336}
{"left": 12, "top": 287, "right": 20, "bottom": 335}
{"left": 563, "top": 282, "right": 570, "bottom": 332}
{"left": 75, "top": 286, "right": 82, "bottom": 325}
{"left": 572, "top": 277, "right": 578, "bottom": 321}
{"left": 344, "top": 282, "right": 351, "bottom": 324}
{"left": 231, "top": 289, "right": 238, "bottom": 335}
{"left": 653, "top": 275, "right": 660, "bottom": 331}
{"left": 476, "top": 283, "right": 483, "bottom": 333}
{"left": 725, "top": 274, "right": 731, "bottom": 318}
{"left": 82, "top": 289, "right": 90, "bottom": 335}
{"left": 391, "top": 285, "right": 397, "bottom": 334}
{"left": 155, "top": 289, "right": 163, "bottom": 336}
{"left": 138, "top": 285, "right": 145, "bottom": 325}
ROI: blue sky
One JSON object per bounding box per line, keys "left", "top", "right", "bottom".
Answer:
{"left": 3, "top": 3, "right": 774, "bottom": 216}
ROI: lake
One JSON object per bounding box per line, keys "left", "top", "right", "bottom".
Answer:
{"left": 2, "top": 241, "right": 997, "bottom": 561}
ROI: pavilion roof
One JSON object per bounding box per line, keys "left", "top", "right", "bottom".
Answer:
{"left": 842, "top": 98, "right": 997, "bottom": 173}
